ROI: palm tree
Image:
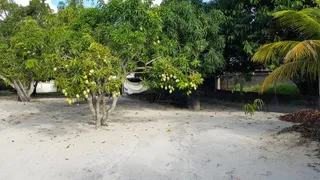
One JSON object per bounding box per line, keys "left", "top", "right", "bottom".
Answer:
{"left": 252, "top": 7, "right": 320, "bottom": 95}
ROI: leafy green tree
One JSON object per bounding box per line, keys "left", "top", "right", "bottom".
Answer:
{"left": 143, "top": 0, "right": 225, "bottom": 109}
{"left": 76, "top": 0, "right": 206, "bottom": 101}
{"left": 0, "top": 0, "right": 52, "bottom": 101}
{"left": 160, "top": 0, "right": 225, "bottom": 76}
{"left": 0, "top": 18, "right": 50, "bottom": 101}
{"left": 44, "top": 7, "right": 121, "bottom": 126}
{"left": 0, "top": 0, "right": 25, "bottom": 41}
{"left": 213, "top": 0, "right": 317, "bottom": 94}
{"left": 97, "top": 0, "right": 162, "bottom": 76}
{"left": 26, "top": 0, "right": 52, "bottom": 22}
{"left": 52, "top": 42, "right": 122, "bottom": 126}
{"left": 252, "top": 6, "right": 320, "bottom": 95}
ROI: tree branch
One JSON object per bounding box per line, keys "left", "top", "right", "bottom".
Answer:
{"left": 145, "top": 56, "right": 162, "bottom": 65}
{"left": 107, "top": 96, "right": 118, "bottom": 114}
{"left": 17, "top": 80, "right": 30, "bottom": 100}
{"left": 87, "top": 94, "right": 96, "bottom": 120}
{"left": 27, "top": 79, "right": 35, "bottom": 97}
{"left": 0, "top": 74, "right": 14, "bottom": 88}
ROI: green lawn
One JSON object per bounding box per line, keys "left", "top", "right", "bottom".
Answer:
{"left": 233, "top": 83, "right": 300, "bottom": 96}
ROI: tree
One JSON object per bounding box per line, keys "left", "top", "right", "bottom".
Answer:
{"left": 144, "top": 0, "right": 225, "bottom": 109}
{"left": 52, "top": 42, "right": 122, "bottom": 126}
{"left": 76, "top": 0, "right": 206, "bottom": 109}
{"left": 252, "top": 6, "right": 320, "bottom": 96}
{"left": 43, "top": 7, "right": 122, "bottom": 126}
{"left": 213, "top": 0, "right": 317, "bottom": 94}
{"left": 98, "top": 0, "right": 163, "bottom": 77}
{"left": 0, "top": 0, "right": 52, "bottom": 101}
{"left": 0, "top": 0, "right": 25, "bottom": 38}
{"left": 0, "top": 18, "right": 50, "bottom": 101}
{"left": 160, "top": 0, "right": 225, "bottom": 76}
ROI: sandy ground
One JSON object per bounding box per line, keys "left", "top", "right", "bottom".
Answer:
{"left": 0, "top": 97, "right": 320, "bottom": 180}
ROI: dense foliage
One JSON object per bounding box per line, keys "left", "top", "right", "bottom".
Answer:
{"left": 0, "top": 0, "right": 52, "bottom": 101}
{"left": 253, "top": 6, "right": 320, "bottom": 95}
{"left": 0, "top": 0, "right": 228, "bottom": 124}
{"left": 213, "top": 0, "right": 319, "bottom": 95}
{"left": 2, "top": 0, "right": 320, "bottom": 125}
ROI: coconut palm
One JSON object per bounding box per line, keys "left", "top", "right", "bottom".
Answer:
{"left": 252, "top": 7, "right": 320, "bottom": 94}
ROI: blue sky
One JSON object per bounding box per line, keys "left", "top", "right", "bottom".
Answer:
{"left": 50, "top": 0, "right": 163, "bottom": 9}
{"left": 51, "top": 0, "right": 98, "bottom": 8}
{"left": 15, "top": 0, "right": 162, "bottom": 12}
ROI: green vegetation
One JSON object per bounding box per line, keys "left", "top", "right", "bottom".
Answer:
{"left": 0, "top": 0, "right": 52, "bottom": 101}
{"left": 233, "top": 83, "right": 300, "bottom": 96}
{"left": 0, "top": 0, "right": 227, "bottom": 125}
{"left": 252, "top": 6, "right": 320, "bottom": 95}
{"left": 243, "top": 99, "right": 264, "bottom": 116}
{"left": 1, "top": 0, "right": 320, "bottom": 124}
{"left": 214, "top": 0, "right": 318, "bottom": 95}
{"left": 213, "top": 0, "right": 316, "bottom": 78}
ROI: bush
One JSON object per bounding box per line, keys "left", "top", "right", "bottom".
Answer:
{"left": 233, "top": 83, "right": 300, "bottom": 96}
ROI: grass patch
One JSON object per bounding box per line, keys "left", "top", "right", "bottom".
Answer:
{"left": 234, "top": 83, "right": 300, "bottom": 96}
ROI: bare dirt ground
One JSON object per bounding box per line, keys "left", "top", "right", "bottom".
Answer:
{"left": 0, "top": 97, "right": 320, "bottom": 180}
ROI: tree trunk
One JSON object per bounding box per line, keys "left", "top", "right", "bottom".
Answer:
{"left": 273, "top": 79, "right": 277, "bottom": 96}
{"left": 101, "top": 96, "right": 119, "bottom": 126}
{"left": 95, "top": 95, "right": 102, "bottom": 126}
{"left": 15, "top": 82, "right": 29, "bottom": 102}
{"left": 0, "top": 75, "right": 35, "bottom": 102}
{"left": 318, "top": 76, "right": 320, "bottom": 109}
{"left": 191, "top": 92, "right": 200, "bottom": 111}
{"left": 239, "top": 77, "right": 244, "bottom": 96}
{"left": 293, "top": 79, "right": 318, "bottom": 96}
{"left": 88, "top": 94, "right": 119, "bottom": 127}
{"left": 214, "top": 76, "right": 217, "bottom": 92}
{"left": 13, "top": 80, "right": 34, "bottom": 102}
{"left": 32, "top": 81, "right": 38, "bottom": 96}
{"left": 88, "top": 94, "right": 97, "bottom": 123}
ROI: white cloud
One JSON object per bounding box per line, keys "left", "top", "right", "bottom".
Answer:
{"left": 14, "top": 0, "right": 29, "bottom": 6}
{"left": 46, "top": 0, "right": 57, "bottom": 12}
{"left": 104, "top": 0, "right": 162, "bottom": 6}
{"left": 153, "top": 0, "right": 162, "bottom": 5}
{"left": 14, "top": 0, "right": 57, "bottom": 12}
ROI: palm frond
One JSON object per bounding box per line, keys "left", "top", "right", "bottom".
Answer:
{"left": 300, "top": 8, "right": 320, "bottom": 22}
{"left": 285, "top": 40, "right": 320, "bottom": 62}
{"left": 252, "top": 41, "right": 299, "bottom": 64}
{"left": 260, "top": 61, "right": 301, "bottom": 92}
{"left": 273, "top": 9, "right": 320, "bottom": 39}
{"left": 261, "top": 59, "right": 320, "bottom": 92}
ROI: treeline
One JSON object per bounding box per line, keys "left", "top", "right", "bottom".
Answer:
{"left": 1, "top": 0, "right": 320, "bottom": 124}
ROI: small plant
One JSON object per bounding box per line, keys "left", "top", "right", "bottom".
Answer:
{"left": 243, "top": 99, "right": 264, "bottom": 116}
{"left": 232, "top": 84, "right": 241, "bottom": 93}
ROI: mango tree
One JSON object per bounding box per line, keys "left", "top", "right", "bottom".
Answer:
{"left": 0, "top": 18, "right": 50, "bottom": 101}
{"left": 97, "top": 0, "right": 162, "bottom": 78}
{"left": 52, "top": 42, "right": 122, "bottom": 126}
{"left": 46, "top": 7, "right": 122, "bottom": 126}
{"left": 145, "top": 0, "right": 225, "bottom": 109}
{"left": 0, "top": 0, "right": 52, "bottom": 101}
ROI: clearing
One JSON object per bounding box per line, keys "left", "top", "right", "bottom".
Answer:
{"left": 0, "top": 97, "right": 319, "bottom": 180}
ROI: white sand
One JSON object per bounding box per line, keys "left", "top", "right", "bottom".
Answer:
{"left": 0, "top": 97, "right": 319, "bottom": 180}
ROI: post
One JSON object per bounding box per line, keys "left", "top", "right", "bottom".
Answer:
{"left": 240, "top": 76, "right": 244, "bottom": 96}
{"left": 318, "top": 75, "right": 320, "bottom": 109}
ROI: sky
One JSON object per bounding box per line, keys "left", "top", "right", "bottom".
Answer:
{"left": 14, "top": 0, "right": 163, "bottom": 12}
{"left": 14, "top": 0, "right": 58, "bottom": 12}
